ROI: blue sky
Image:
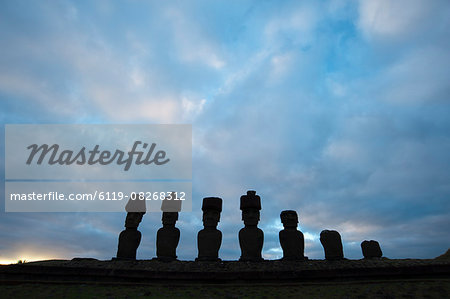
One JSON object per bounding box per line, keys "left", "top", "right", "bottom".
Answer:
{"left": 1, "top": 0, "right": 450, "bottom": 263}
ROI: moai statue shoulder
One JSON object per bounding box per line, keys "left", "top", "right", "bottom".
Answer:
{"left": 239, "top": 190, "right": 264, "bottom": 262}
{"left": 196, "top": 197, "right": 223, "bottom": 261}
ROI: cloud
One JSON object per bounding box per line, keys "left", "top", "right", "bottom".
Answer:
{"left": 357, "top": 0, "right": 447, "bottom": 42}
{"left": 264, "top": 2, "right": 319, "bottom": 46}
{"left": 164, "top": 5, "right": 225, "bottom": 69}
{"left": 268, "top": 51, "right": 297, "bottom": 83}
{"left": 0, "top": 1, "right": 229, "bottom": 124}
{"left": 182, "top": 97, "right": 207, "bottom": 121}
{"left": 379, "top": 47, "right": 450, "bottom": 104}
{"left": 1, "top": 0, "right": 450, "bottom": 262}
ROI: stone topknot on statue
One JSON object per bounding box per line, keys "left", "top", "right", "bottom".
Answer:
{"left": 125, "top": 193, "right": 147, "bottom": 213}
{"left": 240, "top": 190, "right": 261, "bottom": 210}
{"left": 202, "top": 197, "right": 222, "bottom": 212}
{"left": 161, "top": 192, "right": 182, "bottom": 212}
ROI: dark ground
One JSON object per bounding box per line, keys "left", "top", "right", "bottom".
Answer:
{"left": 1, "top": 258, "right": 449, "bottom": 298}
{"left": 0, "top": 279, "right": 449, "bottom": 298}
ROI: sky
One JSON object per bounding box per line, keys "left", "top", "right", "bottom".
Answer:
{"left": 1, "top": 0, "right": 449, "bottom": 263}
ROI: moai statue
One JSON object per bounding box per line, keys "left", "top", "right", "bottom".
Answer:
{"left": 196, "top": 197, "right": 223, "bottom": 261}
{"left": 156, "top": 192, "right": 182, "bottom": 261}
{"left": 279, "top": 210, "right": 308, "bottom": 261}
{"left": 320, "top": 230, "right": 344, "bottom": 260}
{"left": 239, "top": 190, "right": 264, "bottom": 262}
{"left": 361, "top": 240, "right": 383, "bottom": 258}
{"left": 116, "top": 195, "right": 146, "bottom": 260}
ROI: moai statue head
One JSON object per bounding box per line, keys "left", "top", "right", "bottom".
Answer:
{"left": 240, "top": 190, "right": 261, "bottom": 227}
{"left": 202, "top": 197, "right": 222, "bottom": 228}
{"left": 124, "top": 195, "right": 146, "bottom": 229}
{"left": 361, "top": 240, "right": 383, "bottom": 258}
{"left": 161, "top": 192, "right": 182, "bottom": 226}
{"left": 162, "top": 212, "right": 178, "bottom": 226}
{"left": 125, "top": 212, "right": 145, "bottom": 229}
{"left": 280, "top": 210, "right": 298, "bottom": 229}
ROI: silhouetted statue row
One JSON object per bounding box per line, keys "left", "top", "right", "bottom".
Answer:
{"left": 115, "top": 190, "right": 382, "bottom": 261}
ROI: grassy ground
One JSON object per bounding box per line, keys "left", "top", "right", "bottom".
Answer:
{"left": 1, "top": 279, "right": 449, "bottom": 298}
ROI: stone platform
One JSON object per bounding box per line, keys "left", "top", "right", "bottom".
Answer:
{"left": 1, "top": 258, "right": 449, "bottom": 285}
